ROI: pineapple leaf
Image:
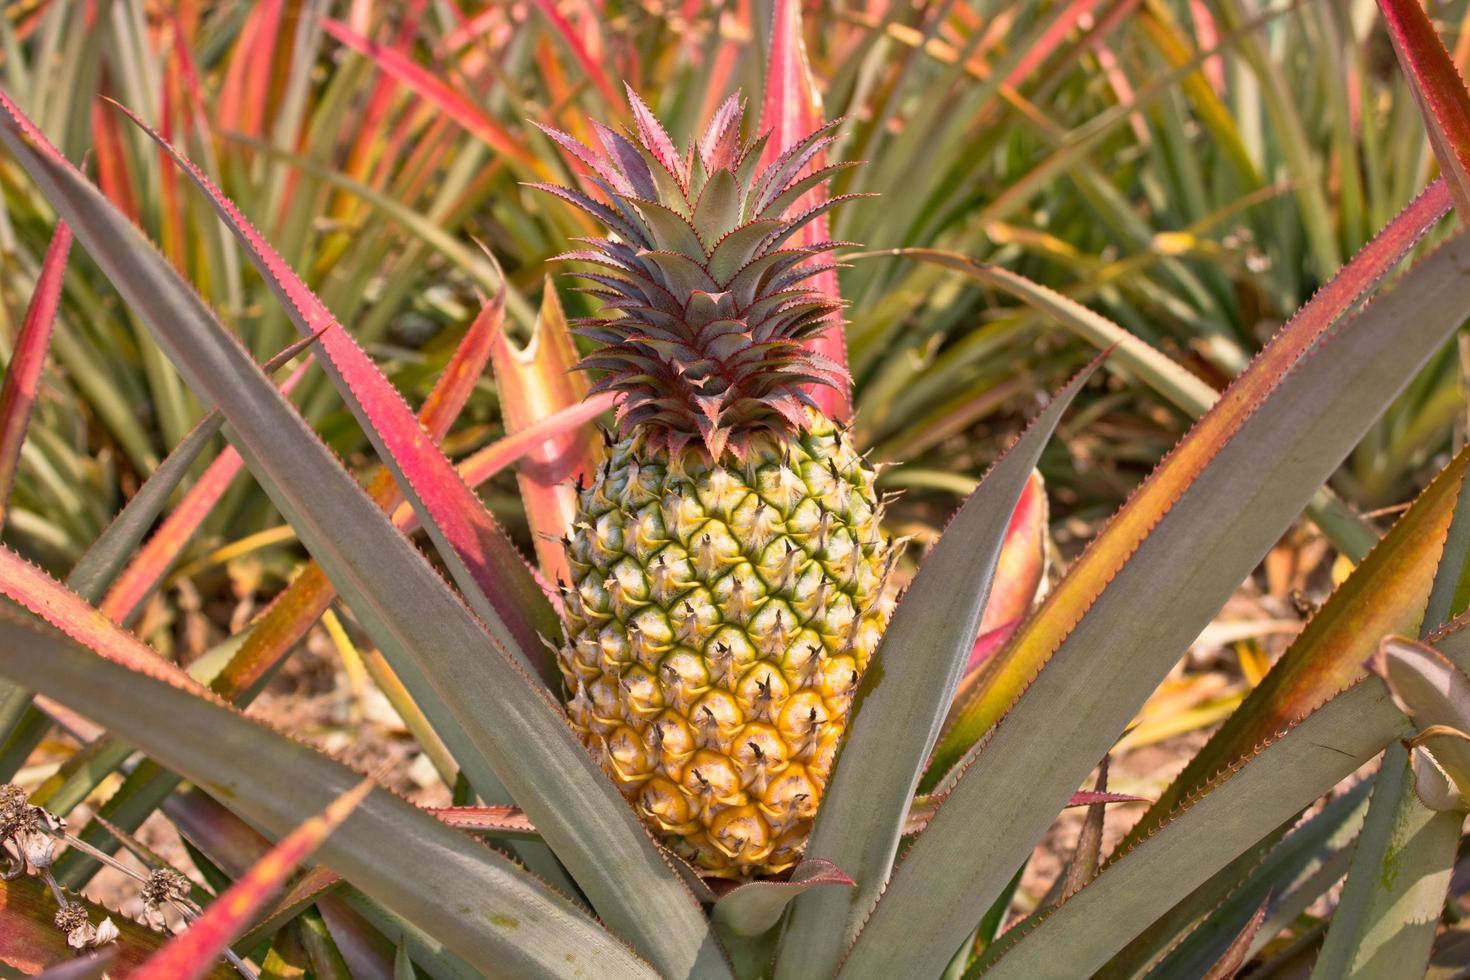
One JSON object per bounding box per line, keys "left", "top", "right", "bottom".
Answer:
{"left": 1097, "top": 777, "right": 1371, "bottom": 978}
{"left": 0, "top": 95, "right": 728, "bottom": 978}
{"left": 133, "top": 781, "right": 372, "bottom": 980}
{"left": 66, "top": 330, "right": 316, "bottom": 607}
{"left": 0, "top": 610, "right": 652, "bottom": 978}
{"left": 961, "top": 470, "right": 1047, "bottom": 679}
{"left": 840, "top": 217, "right": 1470, "bottom": 979}
{"left": 1368, "top": 636, "right": 1470, "bottom": 795}
{"left": 99, "top": 357, "right": 310, "bottom": 628}
{"left": 48, "top": 302, "right": 568, "bottom": 893}
{"left": 320, "top": 19, "right": 537, "bottom": 171}
{"left": 1376, "top": 0, "right": 1470, "bottom": 218}
{"left": 1307, "top": 743, "right": 1460, "bottom": 980}
{"left": 112, "top": 100, "right": 563, "bottom": 690}
{"left": 232, "top": 865, "right": 342, "bottom": 955}
{"left": 0, "top": 875, "right": 216, "bottom": 977}
{"left": 887, "top": 250, "right": 1216, "bottom": 416}
{"left": 776, "top": 352, "right": 1103, "bottom": 977}
{"left": 480, "top": 283, "right": 600, "bottom": 586}
{"left": 1122, "top": 446, "right": 1470, "bottom": 850}
{"left": 758, "top": 0, "right": 850, "bottom": 420}
{"left": 713, "top": 860, "right": 854, "bottom": 939}
{"left": 934, "top": 177, "right": 1451, "bottom": 768}
{"left": 0, "top": 219, "right": 69, "bottom": 530}
{"left": 971, "top": 621, "right": 1470, "bottom": 978}
{"left": 32, "top": 952, "right": 116, "bottom": 980}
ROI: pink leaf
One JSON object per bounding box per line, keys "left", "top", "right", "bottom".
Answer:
{"left": 1379, "top": 0, "right": 1470, "bottom": 218}
{"left": 98, "top": 357, "right": 312, "bottom": 626}
{"left": 531, "top": 0, "right": 617, "bottom": 104}
{"left": 321, "top": 19, "right": 537, "bottom": 170}
{"left": 133, "top": 780, "right": 372, "bottom": 980}
{"left": 109, "top": 99, "right": 561, "bottom": 683}
{"left": 1066, "top": 790, "right": 1148, "bottom": 807}
{"left": 0, "top": 546, "right": 208, "bottom": 698}
{"left": 759, "top": 0, "right": 851, "bottom": 421}
{"left": 0, "top": 221, "right": 71, "bottom": 530}
{"left": 977, "top": 470, "right": 1049, "bottom": 640}
{"left": 426, "top": 804, "right": 537, "bottom": 836}
{"left": 489, "top": 283, "right": 603, "bottom": 585}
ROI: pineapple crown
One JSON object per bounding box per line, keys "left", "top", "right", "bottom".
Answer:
{"left": 532, "top": 87, "right": 860, "bottom": 460}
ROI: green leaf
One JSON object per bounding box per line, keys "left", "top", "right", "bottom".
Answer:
{"left": 1121, "top": 446, "right": 1470, "bottom": 855}
{"left": 135, "top": 782, "right": 373, "bottom": 980}
{"left": 1376, "top": 0, "right": 1470, "bottom": 218}
{"left": 937, "top": 178, "right": 1452, "bottom": 779}
{"left": 115, "top": 101, "right": 561, "bottom": 688}
{"left": 395, "top": 943, "right": 419, "bottom": 980}
{"left": 0, "top": 610, "right": 651, "bottom": 979}
{"left": 1369, "top": 636, "right": 1470, "bottom": 796}
{"left": 714, "top": 861, "right": 855, "bottom": 939}
{"left": 884, "top": 252, "right": 1216, "bottom": 417}
{"left": 837, "top": 220, "right": 1470, "bottom": 980}
{"left": 970, "top": 619, "right": 1470, "bottom": 978}
{"left": 691, "top": 169, "right": 743, "bottom": 245}
{"left": 0, "top": 95, "right": 727, "bottom": 979}
{"left": 1310, "top": 744, "right": 1461, "bottom": 980}
{"left": 1114, "top": 779, "right": 1372, "bottom": 978}
{"left": 775, "top": 355, "right": 1102, "bottom": 976}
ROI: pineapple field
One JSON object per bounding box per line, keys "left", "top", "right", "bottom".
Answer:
{"left": 5, "top": 0, "right": 1470, "bottom": 977}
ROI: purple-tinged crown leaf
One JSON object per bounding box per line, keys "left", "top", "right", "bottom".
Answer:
{"left": 534, "top": 90, "right": 861, "bottom": 459}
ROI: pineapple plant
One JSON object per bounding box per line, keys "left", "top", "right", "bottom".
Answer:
{"left": 5, "top": 1, "right": 1470, "bottom": 978}
{"left": 538, "top": 93, "right": 897, "bottom": 877}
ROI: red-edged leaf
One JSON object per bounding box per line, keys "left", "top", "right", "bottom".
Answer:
{"left": 961, "top": 471, "right": 1049, "bottom": 677}
{"left": 164, "top": 787, "right": 273, "bottom": 876}
{"left": 0, "top": 220, "right": 70, "bottom": 529}
{"left": 1061, "top": 758, "right": 1113, "bottom": 901}
{"left": 89, "top": 98, "right": 139, "bottom": 222}
{"left": 110, "top": 101, "right": 562, "bottom": 684}
{"left": 0, "top": 875, "right": 231, "bottom": 978}
{"left": 966, "top": 620, "right": 1020, "bottom": 674}
{"left": 133, "top": 780, "right": 372, "bottom": 980}
{"left": 936, "top": 177, "right": 1456, "bottom": 773}
{"left": 1066, "top": 789, "right": 1149, "bottom": 807}
{"left": 976, "top": 470, "right": 1048, "bottom": 647}
{"left": 1203, "top": 895, "right": 1270, "bottom": 980}
{"left": 392, "top": 394, "right": 617, "bottom": 533}
{"left": 207, "top": 293, "right": 504, "bottom": 699}
{"left": 321, "top": 19, "right": 537, "bottom": 170}
{"left": 489, "top": 282, "right": 602, "bottom": 584}
{"left": 218, "top": 0, "right": 283, "bottom": 139}
{"left": 427, "top": 804, "right": 538, "bottom": 837}
{"left": 232, "top": 864, "right": 343, "bottom": 952}
{"left": 216, "top": 392, "right": 611, "bottom": 704}
{"left": 903, "top": 787, "right": 1147, "bottom": 836}
{"left": 531, "top": 0, "right": 617, "bottom": 103}
{"left": 1378, "top": 0, "right": 1470, "bottom": 217}
{"left": 0, "top": 545, "right": 209, "bottom": 697}
{"left": 420, "top": 292, "right": 503, "bottom": 440}
{"left": 759, "top": 0, "right": 851, "bottom": 421}
{"left": 98, "top": 357, "right": 312, "bottom": 626}
{"left": 713, "top": 860, "right": 855, "bottom": 937}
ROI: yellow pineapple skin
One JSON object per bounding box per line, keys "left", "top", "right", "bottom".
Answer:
{"left": 558, "top": 410, "right": 895, "bottom": 878}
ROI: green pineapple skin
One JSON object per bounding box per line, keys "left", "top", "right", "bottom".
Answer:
{"left": 559, "top": 410, "right": 894, "bottom": 878}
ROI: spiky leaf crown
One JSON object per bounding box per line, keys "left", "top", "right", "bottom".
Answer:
{"left": 533, "top": 88, "right": 859, "bottom": 460}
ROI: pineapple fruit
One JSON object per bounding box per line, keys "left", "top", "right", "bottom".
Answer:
{"left": 539, "top": 91, "right": 898, "bottom": 877}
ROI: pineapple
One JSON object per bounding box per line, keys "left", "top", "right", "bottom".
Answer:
{"left": 538, "top": 91, "right": 898, "bottom": 878}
